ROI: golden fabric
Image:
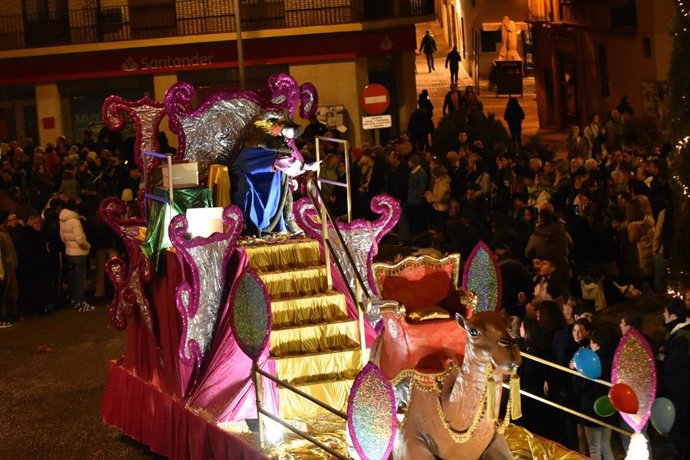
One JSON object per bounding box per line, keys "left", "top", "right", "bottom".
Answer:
{"left": 243, "top": 240, "right": 321, "bottom": 272}
{"left": 271, "top": 292, "right": 349, "bottom": 328}
{"left": 505, "top": 424, "right": 588, "bottom": 460}
{"left": 207, "top": 164, "right": 231, "bottom": 208}
{"left": 278, "top": 380, "right": 352, "bottom": 420}
{"left": 270, "top": 320, "right": 360, "bottom": 357}
{"left": 273, "top": 349, "right": 361, "bottom": 385}
{"left": 260, "top": 267, "right": 327, "bottom": 299}
{"left": 264, "top": 414, "right": 349, "bottom": 460}
{"left": 407, "top": 306, "right": 452, "bottom": 322}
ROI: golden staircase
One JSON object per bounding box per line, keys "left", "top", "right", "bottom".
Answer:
{"left": 241, "top": 237, "right": 363, "bottom": 420}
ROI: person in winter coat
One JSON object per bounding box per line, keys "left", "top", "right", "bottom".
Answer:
{"left": 445, "top": 46, "right": 462, "bottom": 85}
{"left": 572, "top": 327, "right": 617, "bottom": 460}
{"left": 0, "top": 210, "right": 18, "bottom": 328}
{"left": 658, "top": 299, "right": 690, "bottom": 459}
{"left": 59, "top": 199, "right": 94, "bottom": 312}
{"left": 419, "top": 30, "right": 437, "bottom": 72}
{"left": 504, "top": 97, "right": 525, "bottom": 148}
{"left": 424, "top": 165, "right": 451, "bottom": 230}
{"left": 525, "top": 207, "right": 573, "bottom": 287}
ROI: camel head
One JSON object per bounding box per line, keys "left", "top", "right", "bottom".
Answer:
{"left": 455, "top": 311, "right": 521, "bottom": 374}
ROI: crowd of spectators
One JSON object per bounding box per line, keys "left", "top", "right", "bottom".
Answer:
{"left": 0, "top": 128, "right": 146, "bottom": 327}
{"left": 0, "top": 87, "right": 687, "bottom": 458}
{"left": 299, "top": 92, "right": 689, "bottom": 459}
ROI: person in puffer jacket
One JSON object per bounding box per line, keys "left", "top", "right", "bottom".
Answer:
{"left": 59, "top": 200, "right": 94, "bottom": 312}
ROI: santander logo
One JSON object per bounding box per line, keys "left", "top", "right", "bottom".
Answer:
{"left": 120, "top": 54, "right": 214, "bottom": 72}
{"left": 122, "top": 56, "right": 138, "bottom": 72}
{"left": 381, "top": 35, "right": 393, "bottom": 51}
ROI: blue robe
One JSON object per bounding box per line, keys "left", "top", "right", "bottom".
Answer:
{"left": 231, "top": 147, "right": 285, "bottom": 234}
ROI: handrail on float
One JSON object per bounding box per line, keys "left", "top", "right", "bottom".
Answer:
{"left": 250, "top": 139, "right": 372, "bottom": 457}
{"left": 516, "top": 352, "right": 633, "bottom": 437}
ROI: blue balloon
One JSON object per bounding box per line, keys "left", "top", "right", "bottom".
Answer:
{"left": 573, "top": 347, "right": 602, "bottom": 379}
{"left": 651, "top": 397, "right": 676, "bottom": 435}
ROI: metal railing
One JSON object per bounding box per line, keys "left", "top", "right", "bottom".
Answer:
{"left": 0, "top": 0, "right": 434, "bottom": 51}
{"left": 304, "top": 175, "right": 371, "bottom": 368}
{"left": 253, "top": 363, "right": 348, "bottom": 459}
{"left": 516, "top": 351, "right": 633, "bottom": 437}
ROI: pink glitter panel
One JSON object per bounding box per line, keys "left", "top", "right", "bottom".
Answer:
{"left": 229, "top": 267, "right": 272, "bottom": 361}
{"left": 99, "top": 197, "right": 155, "bottom": 335}
{"left": 101, "top": 95, "right": 168, "bottom": 176}
{"left": 347, "top": 362, "right": 397, "bottom": 460}
{"left": 612, "top": 327, "right": 657, "bottom": 432}
{"left": 292, "top": 192, "right": 401, "bottom": 296}
{"left": 462, "top": 241, "right": 502, "bottom": 313}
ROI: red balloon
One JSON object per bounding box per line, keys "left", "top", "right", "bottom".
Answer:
{"left": 609, "top": 383, "right": 639, "bottom": 414}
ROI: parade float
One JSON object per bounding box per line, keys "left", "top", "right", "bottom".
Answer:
{"left": 99, "top": 74, "right": 662, "bottom": 459}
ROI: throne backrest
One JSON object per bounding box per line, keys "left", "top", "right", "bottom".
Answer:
{"left": 373, "top": 254, "right": 464, "bottom": 317}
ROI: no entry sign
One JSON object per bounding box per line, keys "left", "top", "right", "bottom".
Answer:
{"left": 360, "top": 84, "right": 391, "bottom": 116}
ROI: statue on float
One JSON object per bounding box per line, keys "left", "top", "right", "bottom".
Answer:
{"left": 367, "top": 243, "right": 522, "bottom": 459}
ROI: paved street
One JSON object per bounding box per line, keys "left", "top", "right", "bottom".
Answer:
{"left": 0, "top": 305, "right": 156, "bottom": 459}
{"left": 414, "top": 21, "right": 568, "bottom": 153}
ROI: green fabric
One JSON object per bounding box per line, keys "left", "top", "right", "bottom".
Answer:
{"left": 140, "top": 187, "right": 213, "bottom": 267}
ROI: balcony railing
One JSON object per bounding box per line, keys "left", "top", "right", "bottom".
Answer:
{"left": 0, "top": 0, "right": 434, "bottom": 52}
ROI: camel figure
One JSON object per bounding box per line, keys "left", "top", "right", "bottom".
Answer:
{"left": 393, "top": 311, "right": 521, "bottom": 460}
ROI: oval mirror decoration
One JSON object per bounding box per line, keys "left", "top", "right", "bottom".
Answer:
{"left": 462, "top": 241, "right": 502, "bottom": 313}
{"left": 230, "top": 266, "right": 272, "bottom": 361}
{"left": 612, "top": 327, "right": 656, "bottom": 432}
{"left": 347, "top": 362, "right": 397, "bottom": 460}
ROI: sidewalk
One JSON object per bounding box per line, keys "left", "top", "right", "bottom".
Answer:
{"left": 413, "top": 21, "right": 568, "bottom": 155}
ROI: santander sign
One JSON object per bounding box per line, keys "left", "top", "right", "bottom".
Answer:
{"left": 122, "top": 54, "right": 214, "bottom": 72}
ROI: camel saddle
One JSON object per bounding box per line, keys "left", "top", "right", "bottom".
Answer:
{"left": 372, "top": 254, "right": 476, "bottom": 380}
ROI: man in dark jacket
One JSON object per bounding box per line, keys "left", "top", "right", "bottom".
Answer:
{"left": 419, "top": 30, "right": 437, "bottom": 72}
{"left": 658, "top": 298, "right": 690, "bottom": 459}
{"left": 445, "top": 46, "right": 462, "bottom": 85}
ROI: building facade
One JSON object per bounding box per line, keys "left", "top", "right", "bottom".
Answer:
{"left": 435, "top": 0, "right": 673, "bottom": 131}
{"left": 0, "top": 0, "right": 434, "bottom": 148}
{"left": 527, "top": 0, "right": 674, "bottom": 130}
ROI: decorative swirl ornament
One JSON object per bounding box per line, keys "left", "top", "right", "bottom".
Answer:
{"left": 169, "top": 205, "right": 243, "bottom": 367}
{"left": 293, "top": 193, "right": 401, "bottom": 297}
{"left": 101, "top": 95, "right": 169, "bottom": 175}
{"left": 99, "top": 197, "right": 154, "bottom": 334}
{"left": 164, "top": 74, "right": 319, "bottom": 182}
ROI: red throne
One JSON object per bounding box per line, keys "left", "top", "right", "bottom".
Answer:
{"left": 372, "top": 254, "right": 477, "bottom": 380}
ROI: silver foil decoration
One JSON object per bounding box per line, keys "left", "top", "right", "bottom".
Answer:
{"left": 184, "top": 240, "right": 230, "bottom": 360}
{"left": 178, "top": 98, "right": 262, "bottom": 179}
{"left": 328, "top": 226, "right": 376, "bottom": 299}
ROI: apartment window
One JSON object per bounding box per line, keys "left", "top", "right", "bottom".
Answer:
{"left": 23, "top": 0, "right": 69, "bottom": 47}
{"left": 130, "top": 0, "right": 177, "bottom": 39}
{"left": 597, "top": 44, "right": 610, "bottom": 97}
{"left": 611, "top": 0, "right": 637, "bottom": 29}
{"left": 642, "top": 36, "right": 652, "bottom": 58}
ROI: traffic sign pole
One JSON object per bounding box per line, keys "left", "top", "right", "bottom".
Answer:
{"left": 360, "top": 84, "right": 391, "bottom": 146}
